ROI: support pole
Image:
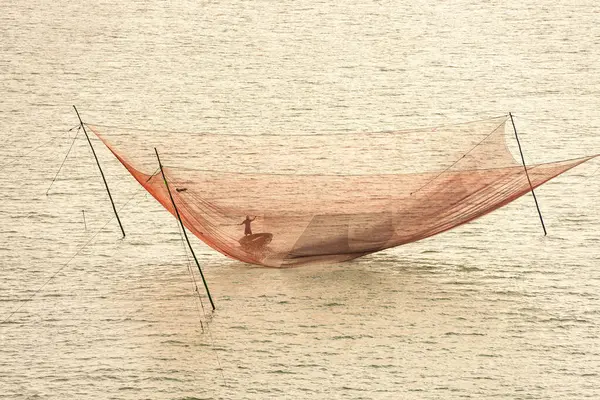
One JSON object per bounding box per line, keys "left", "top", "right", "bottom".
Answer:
{"left": 509, "top": 112, "right": 547, "bottom": 236}
{"left": 154, "top": 148, "right": 216, "bottom": 311}
{"left": 73, "top": 105, "right": 126, "bottom": 238}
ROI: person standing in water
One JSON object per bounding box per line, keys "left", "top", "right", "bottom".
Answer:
{"left": 240, "top": 215, "right": 256, "bottom": 236}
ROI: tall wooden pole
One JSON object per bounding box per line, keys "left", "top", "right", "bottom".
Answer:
{"left": 155, "top": 148, "right": 215, "bottom": 311}
{"left": 509, "top": 112, "right": 547, "bottom": 236}
{"left": 73, "top": 105, "right": 126, "bottom": 238}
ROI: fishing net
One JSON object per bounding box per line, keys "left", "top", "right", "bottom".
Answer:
{"left": 87, "top": 116, "right": 596, "bottom": 267}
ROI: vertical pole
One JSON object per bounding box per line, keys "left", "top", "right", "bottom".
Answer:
{"left": 509, "top": 112, "right": 547, "bottom": 236}
{"left": 154, "top": 148, "right": 216, "bottom": 310}
{"left": 73, "top": 105, "right": 126, "bottom": 238}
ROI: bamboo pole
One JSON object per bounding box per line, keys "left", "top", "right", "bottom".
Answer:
{"left": 154, "top": 148, "right": 215, "bottom": 310}
{"left": 509, "top": 112, "right": 547, "bottom": 236}
{"left": 73, "top": 105, "right": 126, "bottom": 238}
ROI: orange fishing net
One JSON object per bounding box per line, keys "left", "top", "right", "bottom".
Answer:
{"left": 88, "top": 116, "right": 596, "bottom": 267}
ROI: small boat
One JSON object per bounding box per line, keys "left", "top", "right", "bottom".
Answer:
{"left": 239, "top": 233, "right": 273, "bottom": 249}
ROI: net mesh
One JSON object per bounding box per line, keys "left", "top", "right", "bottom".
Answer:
{"left": 87, "top": 116, "right": 597, "bottom": 267}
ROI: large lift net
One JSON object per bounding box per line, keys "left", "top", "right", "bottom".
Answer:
{"left": 88, "top": 116, "right": 596, "bottom": 267}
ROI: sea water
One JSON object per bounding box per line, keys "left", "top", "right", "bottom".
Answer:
{"left": 1, "top": 1, "right": 599, "bottom": 398}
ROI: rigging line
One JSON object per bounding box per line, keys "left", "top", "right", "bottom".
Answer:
{"left": 84, "top": 114, "right": 508, "bottom": 138}
{"left": 0, "top": 186, "right": 148, "bottom": 327}
{"left": 149, "top": 154, "right": 599, "bottom": 179}
{"left": 171, "top": 197, "right": 226, "bottom": 385}
{"left": 20, "top": 194, "right": 153, "bottom": 332}
{"left": 0, "top": 136, "right": 63, "bottom": 173}
{"left": 582, "top": 161, "right": 600, "bottom": 185}
{"left": 591, "top": 164, "right": 600, "bottom": 177}
{"left": 512, "top": 114, "right": 600, "bottom": 137}
{"left": 176, "top": 220, "right": 207, "bottom": 330}
{"left": 172, "top": 212, "right": 226, "bottom": 385}
{"left": 410, "top": 117, "right": 509, "bottom": 196}
{"left": 46, "top": 126, "right": 81, "bottom": 195}
{"left": 67, "top": 123, "right": 81, "bottom": 132}
{"left": 2, "top": 124, "right": 80, "bottom": 154}
{"left": 156, "top": 159, "right": 225, "bottom": 384}
{"left": 204, "top": 310, "right": 226, "bottom": 384}
{"left": 0, "top": 124, "right": 80, "bottom": 173}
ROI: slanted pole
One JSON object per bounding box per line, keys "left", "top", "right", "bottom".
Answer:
{"left": 509, "top": 112, "right": 547, "bottom": 236}
{"left": 73, "top": 105, "right": 126, "bottom": 238}
{"left": 154, "top": 148, "right": 216, "bottom": 311}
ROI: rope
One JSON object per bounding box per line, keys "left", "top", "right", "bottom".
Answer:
{"left": 410, "top": 117, "right": 509, "bottom": 196}
{"left": 46, "top": 126, "right": 81, "bottom": 195}
{"left": 163, "top": 174, "right": 227, "bottom": 380}
{"left": 0, "top": 136, "right": 61, "bottom": 173}
{"left": 512, "top": 115, "right": 600, "bottom": 185}
{"left": 169, "top": 181, "right": 227, "bottom": 383}
{"left": 512, "top": 114, "right": 600, "bottom": 137}
{"left": 581, "top": 160, "right": 600, "bottom": 186}
{"left": 0, "top": 125, "right": 80, "bottom": 173}
{"left": 176, "top": 221, "right": 206, "bottom": 332}
{"left": 84, "top": 115, "right": 508, "bottom": 137}
{"left": 0, "top": 186, "right": 148, "bottom": 327}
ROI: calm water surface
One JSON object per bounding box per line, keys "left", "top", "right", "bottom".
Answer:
{"left": 1, "top": 1, "right": 599, "bottom": 398}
